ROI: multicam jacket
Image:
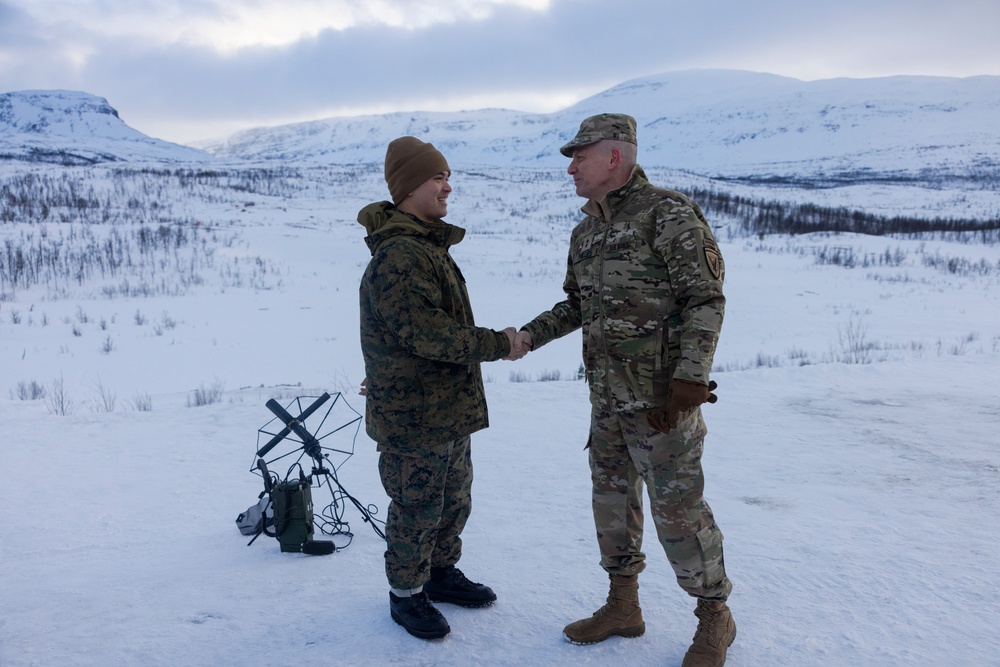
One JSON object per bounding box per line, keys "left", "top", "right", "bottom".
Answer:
{"left": 522, "top": 166, "right": 725, "bottom": 413}
{"left": 358, "top": 201, "right": 511, "bottom": 449}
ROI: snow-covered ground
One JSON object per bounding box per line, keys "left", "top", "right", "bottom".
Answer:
{"left": 1, "top": 165, "right": 999, "bottom": 666}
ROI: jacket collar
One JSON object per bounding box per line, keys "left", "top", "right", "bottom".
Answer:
{"left": 359, "top": 201, "right": 466, "bottom": 254}
{"left": 581, "top": 165, "right": 649, "bottom": 221}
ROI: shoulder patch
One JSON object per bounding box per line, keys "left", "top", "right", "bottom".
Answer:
{"left": 703, "top": 238, "right": 723, "bottom": 280}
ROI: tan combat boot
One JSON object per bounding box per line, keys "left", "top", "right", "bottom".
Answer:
{"left": 681, "top": 599, "right": 737, "bottom": 667}
{"left": 563, "top": 573, "right": 645, "bottom": 644}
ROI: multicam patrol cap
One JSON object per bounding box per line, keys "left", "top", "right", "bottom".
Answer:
{"left": 559, "top": 113, "right": 637, "bottom": 157}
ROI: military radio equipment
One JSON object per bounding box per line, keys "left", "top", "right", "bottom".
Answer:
{"left": 244, "top": 392, "right": 385, "bottom": 555}
{"left": 255, "top": 458, "right": 328, "bottom": 554}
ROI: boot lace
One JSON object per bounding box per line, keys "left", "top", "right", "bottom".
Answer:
{"left": 439, "top": 566, "right": 479, "bottom": 591}
{"left": 692, "top": 602, "right": 724, "bottom": 645}
{"left": 408, "top": 593, "right": 441, "bottom": 620}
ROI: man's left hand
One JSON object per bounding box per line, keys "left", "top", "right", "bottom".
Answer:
{"left": 647, "top": 380, "right": 718, "bottom": 433}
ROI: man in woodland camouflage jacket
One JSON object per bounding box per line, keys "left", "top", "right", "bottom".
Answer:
{"left": 513, "top": 114, "right": 737, "bottom": 667}
{"left": 359, "top": 136, "right": 518, "bottom": 641}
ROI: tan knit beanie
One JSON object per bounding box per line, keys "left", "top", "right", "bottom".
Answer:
{"left": 384, "top": 136, "right": 450, "bottom": 205}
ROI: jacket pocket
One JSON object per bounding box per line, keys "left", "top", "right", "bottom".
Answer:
{"left": 610, "top": 318, "right": 665, "bottom": 405}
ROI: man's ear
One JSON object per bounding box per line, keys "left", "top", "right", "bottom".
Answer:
{"left": 608, "top": 147, "right": 622, "bottom": 170}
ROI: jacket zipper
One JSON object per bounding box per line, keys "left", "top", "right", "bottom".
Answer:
{"left": 596, "top": 223, "right": 613, "bottom": 409}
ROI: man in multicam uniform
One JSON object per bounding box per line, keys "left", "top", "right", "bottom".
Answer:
{"left": 514, "top": 114, "right": 737, "bottom": 667}
{"left": 358, "top": 136, "right": 520, "bottom": 640}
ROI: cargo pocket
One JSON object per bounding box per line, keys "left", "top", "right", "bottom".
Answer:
{"left": 696, "top": 523, "right": 726, "bottom": 587}
{"left": 379, "top": 450, "right": 445, "bottom": 507}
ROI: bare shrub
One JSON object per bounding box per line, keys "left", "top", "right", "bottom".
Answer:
{"left": 754, "top": 353, "right": 781, "bottom": 368}
{"left": 45, "top": 375, "right": 74, "bottom": 415}
{"left": 188, "top": 381, "right": 225, "bottom": 407}
{"left": 92, "top": 378, "right": 117, "bottom": 413}
{"left": 837, "top": 315, "right": 875, "bottom": 364}
{"left": 12, "top": 380, "right": 46, "bottom": 400}
{"left": 948, "top": 332, "right": 979, "bottom": 356}
{"left": 509, "top": 370, "right": 531, "bottom": 383}
{"left": 130, "top": 391, "right": 153, "bottom": 412}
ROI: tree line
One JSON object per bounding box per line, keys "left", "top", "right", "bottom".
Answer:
{"left": 687, "top": 186, "right": 1000, "bottom": 243}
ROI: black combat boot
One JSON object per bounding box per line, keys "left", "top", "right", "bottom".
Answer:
{"left": 424, "top": 565, "right": 497, "bottom": 608}
{"left": 389, "top": 592, "right": 450, "bottom": 640}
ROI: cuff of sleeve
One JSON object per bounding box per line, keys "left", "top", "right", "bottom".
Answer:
{"left": 496, "top": 330, "right": 512, "bottom": 358}
{"left": 673, "top": 365, "right": 710, "bottom": 385}
{"left": 519, "top": 324, "right": 539, "bottom": 350}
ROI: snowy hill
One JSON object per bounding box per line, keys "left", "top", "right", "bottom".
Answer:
{"left": 199, "top": 70, "right": 1000, "bottom": 182}
{"left": 4, "top": 71, "right": 998, "bottom": 183}
{"left": 0, "top": 90, "right": 212, "bottom": 164}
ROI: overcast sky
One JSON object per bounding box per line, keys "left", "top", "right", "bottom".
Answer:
{"left": 1, "top": 0, "right": 998, "bottom": 145}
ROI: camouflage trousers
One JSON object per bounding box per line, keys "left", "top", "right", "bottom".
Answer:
{"left": 589, "top": 405, "right": 732, "bottom": 601}
{"left": 377, "top": 436, "right": 473, "bottom": 591}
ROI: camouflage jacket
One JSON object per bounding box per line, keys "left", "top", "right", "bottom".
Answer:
{"left": 358, "top": 201, "right": 511, "bottom": 449}
{"left": 522, "top": 166, "right": 725, "bottom": 413}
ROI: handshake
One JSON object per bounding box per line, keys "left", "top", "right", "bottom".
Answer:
{"left": 500, "top": 328, "right": 533, "bottom": 361}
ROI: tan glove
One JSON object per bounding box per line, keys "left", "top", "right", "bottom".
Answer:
{"left": 647, "top": 380, "right": 718, "bottom": 434}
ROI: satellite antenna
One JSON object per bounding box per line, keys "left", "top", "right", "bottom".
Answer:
{"left": 251, "top": 392, "right": 385, "bottom": 552}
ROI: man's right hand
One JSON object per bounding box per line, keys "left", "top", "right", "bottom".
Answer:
{"left": 514, "top": 330, "right": 533, "bottom": 355}
{"left": 504, "top": 329, "right": 533, "bottom": 360}
{"left": 501, "top": 327, "right": 521, "bottom": 360}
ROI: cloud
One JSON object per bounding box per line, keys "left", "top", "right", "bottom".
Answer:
{"left": 0, "top": 3, "right": 53, "bottom": 75}
{"left": 67, "top": 0, "right": 694, "bottom": 131}
{"left": 6, "top": 0, "right": 554, "bottom": 51}
{"left": 1, "top": 0, "right": 998, "bottom": 143}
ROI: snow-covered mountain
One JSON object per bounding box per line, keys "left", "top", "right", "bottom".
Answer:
{"left": 3, "top": 71, "right": 999, "bottom": 182}
{"left": 0, "top": 90, "right": 211, "bottom": 164}
{"left": 200, "top": 70, "right": 1000, "bottom": 182}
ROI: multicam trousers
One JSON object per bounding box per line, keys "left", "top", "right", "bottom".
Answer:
{"left": 377, "top": 436, "right": 473, "bottom": 591}
{"left": 589, "top": 406, "right": 732, "bottom": 601}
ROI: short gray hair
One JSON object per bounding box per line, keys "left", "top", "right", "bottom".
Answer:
{"left": 606, "top": 139, "right": 637, "bottom": 167}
